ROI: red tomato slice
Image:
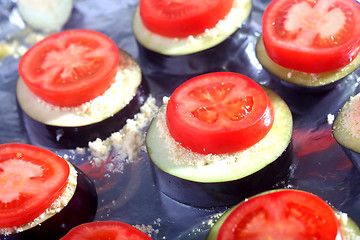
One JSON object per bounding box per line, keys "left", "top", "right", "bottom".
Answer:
{"left": 218, "top": 190, "right": 344, "bottom": 240}
{"left": 139, "top": 0, "right": 234, "bottom": 38}
{"left": 18, "top": 29, "right": 120, "bottom": 107}
{"left": 166, "top": 72, "right": 274, "bottom": 154}
{"left": 0, "top": 143, "right": 70, "bottom": 228}
{"left": 262, "top": 0, "right": 360, "bottom": 73}
{"left": 60, "top": 221, "right": 152, "bottom": 240}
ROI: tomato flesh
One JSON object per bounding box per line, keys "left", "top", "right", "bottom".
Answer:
{"left": 60, "top": 221, "right": 152, "bottom": 240}
{"left": 166, "top": 72, "right": 274, "bottom": 154}
{"left": 262, "top": 0, "right": 360, "bottom": 73}
{"left": 139, "top": 0, "right": 234, "bottom": 38}
{"left": 0, "top": 143, "right": 70, "bottom": 228}
{"left": 18, "top": 29, "right": 120, "bottom": 107}
{"left": 218, "top": 190, "right": 344, "bottom": 240}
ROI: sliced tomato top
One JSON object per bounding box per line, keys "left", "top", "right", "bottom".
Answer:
{"left": 139, "top": 0, "right": 234, "bottom": 38}
{"left": 218, "top": 190, "right": 344, "bottom": 240}
{"left": 262, "top": 0, "right": 360, "bottom": 73}
{"left": 166, "top": 72, "right": 274, "bottom": 154}
{"left": 18, "top": 29, "right": 120, "bottom": 107}
{"left": 0, "top": 143, "right": 70, "bottom": 229}
{"left": 60, "top": 221, "right": 152, "bottom": 240}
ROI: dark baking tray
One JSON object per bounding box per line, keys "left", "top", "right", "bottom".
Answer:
{"left": 0, "top": 0, "right": 359, "bottom": 239}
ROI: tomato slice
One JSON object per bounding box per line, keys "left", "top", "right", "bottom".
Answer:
{"left": 166, "top": 72, "right": 274, "bottom": 154}
{"left": 60, "top": 221, "right": 152, "bottom": 240}
{"left": 18, "top": 29, "right": 120, "bottom": 107}
{"left": 218, "top": 190, "right": 344, "bottom": 240}
{"left": 262, "top": 0, "right": 360, "bottom": 73}
{"left": 139, "top": 0, "right": 234, "bottom": 38}
{"left": 0, "top": 143, "right": 70, "bottom": 228}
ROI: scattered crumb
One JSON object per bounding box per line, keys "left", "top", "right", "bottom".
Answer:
{"left": 0, "top": 31, "right": 45, "bottom": 61}
{"left": 287, "top": 71, "right": 292, "bottom": 79}
{"left": 88, "top": 96, "right": 158, "bottom": 172}
{"left": 23, "top": 32, "right": 46, "bottom": 44}
{"left": 133, "top": 218, "right": 161, "bottom": 237}
{"left": 162, "top": 96, "right": 169, "bottom": 104}
{"left": 309, "top": 73, "right": 319, "bottom": 81}
{"left": 205, "top": 212, "right": 223, "bottom": 227}
{"left": 0, "top": 40, "right": 25, "bottom": 60}
{"left": 90, "top": 157, "right": 103, "bottom": 168}
{"left": 75, "top": 147, "right": 86, "bottom": 155}
{"left": 88, "top": 138, "right": 111, "bottom": 159}
{"left": 327, "top": 113, "right": 335, "bottom": 125}
{"left": 335, "top": 211, "right": 360, "bottom": 240}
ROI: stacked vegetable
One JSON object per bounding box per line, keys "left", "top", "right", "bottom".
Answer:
{"left": 256, "top": 0, "right": 360, "bottom": 91}
{"left": 132, "top": 0, "right": 252, "bottom": 83}
{"left": 146, "top": 72, "right": 293, "bottom": 207}
{"left": 0, "top": 143, "right": 97, "bottom": 240}
{"left": 16, "top": 29, "right": 149, "bottom": 148}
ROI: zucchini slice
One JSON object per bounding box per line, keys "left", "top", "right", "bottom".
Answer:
{"left": 256, "top": 36, "right": 360, "bottom": 92}
{"left": 332, "top": 93, "right": 360, "bottom": 172}
{"left": 146, "top": 87, "right": 293, "bottom": 207}
{"left": 16, "top": 49, "right": 149, "bottom": 149}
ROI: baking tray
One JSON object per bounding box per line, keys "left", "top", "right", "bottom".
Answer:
{"left": 1, "top": 0, "right": 360, "bottom": 239}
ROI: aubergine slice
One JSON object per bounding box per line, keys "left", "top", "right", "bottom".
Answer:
{"left": 0, "top": 164, "right": 97, "bottom": 240}
{"left": 145, "top": 87, "right": 293, "bottom": 207}
{"left": 132, "top": 0, "right": 252, "bottom": 82}
{"left": 256, "top": 36, "right": 360, "bottom": 92}
{"left": 207, "top": 189, "right": 360, "bottom": 240}
{"left": 332, "top": 93, "right": 360, "bottom": 172}
{"left": 16, "top": 49, "right": 150, "bottom": 149}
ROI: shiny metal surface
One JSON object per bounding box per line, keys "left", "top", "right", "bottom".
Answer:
{"left": 0, "top": 0, "right": 359, "bottom": 239}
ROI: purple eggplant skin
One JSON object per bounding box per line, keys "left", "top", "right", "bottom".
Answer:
{"left": 149, "top": 142, "right": 293, "bottom": 208}
{"left": 0, "top": 167, "right": 97, "bottom": 240}
{"left": 136, "top": 19, "right": 251, "bottom": 85}
{"left": 339, "top": 146, "right": 360, "bottom": 172}
{"left": 18, "top": 77, "right": 149, "bottom": 149}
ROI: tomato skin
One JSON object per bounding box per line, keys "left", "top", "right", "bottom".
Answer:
{"left": 262, "top": 0, "right": 360, "bottom": 73}
{"left": 60, "top": 221, "right": 152, "bottom": 240}
{"left": 18, "top": 29, "right": 120, "bottom": 107}
{"left": 217, "top": 190, "right": 344, "bottom": 240}
{"left": 0, "top": 143, "right": 70, "bottom": 229}
{"left": 166, "top": 72, "right": 274, "bottom": 154}
{"left": 139, "top": 0, "right": 234, "bottom": 38}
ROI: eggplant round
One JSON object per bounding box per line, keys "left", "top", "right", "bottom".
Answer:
{"left": 145, "top": 87, "right": 293, "bottom": 207}
{"left": 16, "top": 49, "right": 150, "bottom": 149}
{"left": 255, "top": 36, "right": 360, "bottom": 92}
{"left": 332, "top": 93, "right": 360, "bottom": 172}
{"left": 0, "top": 166, "right": 97, "bottom": 240}
{"left": 207, "top": 189, "right": 360, "bottom": 240}
{"left": 132, "top": 0, "right": 252, "bottom": 82}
